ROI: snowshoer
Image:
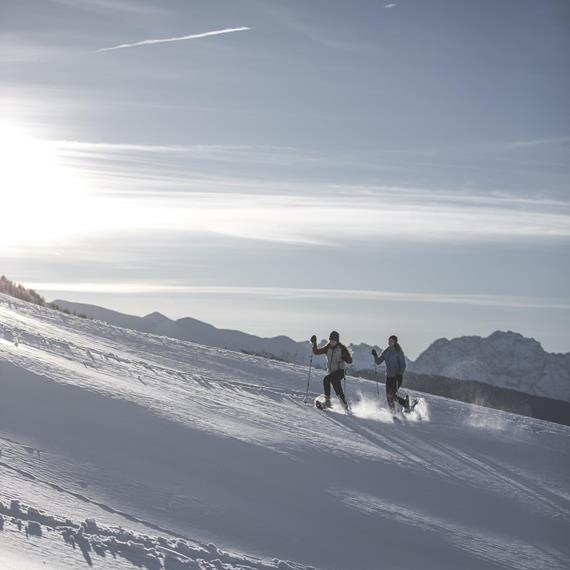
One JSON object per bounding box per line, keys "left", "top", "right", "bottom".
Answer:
{"left": 372, "top": 335, "right": 412, "bottom": 414}
{"left": 311, "top": 331, "right": 352, "bottom": 410}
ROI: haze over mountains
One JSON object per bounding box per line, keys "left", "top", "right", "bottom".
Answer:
{"left": 3, "top": 275, "right": 568, "bottom": 425}
{"left": 55, "top": 299, "right": 570, "bottom": 404}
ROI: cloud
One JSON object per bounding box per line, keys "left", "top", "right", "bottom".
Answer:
{"left": 54, "top": 140, "right": 324, "bottom": 168}
{"left": 96, "top": 27, "right": 252, "bottom": 53}
{"left": 24, "top": 283, "right": 570, "bottom": 310}
{"left": 5, "top": 134, "right": 570, "bottom": 250}
{"left": 505, "top": 137, "right": 570, "bottom": 149}
{"left": 49, "top": 0, "right": 168, "bottom": 17}
{"left": 385, "top": 3, "right": 397, "bottom": 8}
{"left": 0, "top": 36, "right": 64, "bottom": 64}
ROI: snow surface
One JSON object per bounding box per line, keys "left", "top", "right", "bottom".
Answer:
{"left": 56, "top": 300, "right": 570, "bottom": 405}
{"left": 0, "top": 293, "right": 569, "bottom": 569}
{"left": 52, "top": 299, "right": 385, "bottom": 376}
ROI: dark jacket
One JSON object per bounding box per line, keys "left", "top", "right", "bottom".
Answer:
{"left": 374, "top": 346, "right": 406, "bottom": 378}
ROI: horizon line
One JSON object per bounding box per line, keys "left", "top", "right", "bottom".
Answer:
{"left": 22, "top": 282, "right": 570, "bottom": 311}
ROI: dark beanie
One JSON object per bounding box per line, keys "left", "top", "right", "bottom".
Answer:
{"left": 329, "top": 330, "right": 340, "bottom": 342}
{"left": 389, "top": 334, "right": 398, "bottom": 343}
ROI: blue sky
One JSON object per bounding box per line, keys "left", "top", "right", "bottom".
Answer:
{"left": 1, "top": 0, "right": 569, "bottom": 357}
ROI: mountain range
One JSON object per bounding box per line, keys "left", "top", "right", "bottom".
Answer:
{"left": 54, "top": 299, "right": 570, "bottom": 405}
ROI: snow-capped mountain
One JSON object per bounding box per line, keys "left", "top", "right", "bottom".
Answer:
{"left": 52, "top": 299, "right": 383, "bottom": 372}
{"left": 55, "top": 300, "right": 569, "bottom": 407}
{"left": 410, "top": 331, "right": 570, "bottom": 403}
{"left": 1, "top": 293, "right": 569, "bottom": 569}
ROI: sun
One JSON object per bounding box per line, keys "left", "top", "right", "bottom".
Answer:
{"left": 0, "top": 123, "right": 88, "bottom": 248}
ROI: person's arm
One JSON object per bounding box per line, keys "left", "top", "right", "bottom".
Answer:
{"left": 340, "top": 343, "right": 353, "bottom": 364}
{"left": 311, "top": 337, "right": 329, "bottom": 355}
{"left": 373, "top": 348, "right": 386, "bottom": 366}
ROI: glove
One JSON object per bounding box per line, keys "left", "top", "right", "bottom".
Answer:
{"left": 371, "top": 348, "right": 378, "bottom": 358}
{"left": 310, "top": 335, "right": 317, "bottom": 345}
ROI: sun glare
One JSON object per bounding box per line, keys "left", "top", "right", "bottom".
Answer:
{"left": 0, "top": 123, "right": 88, "bottom": 248}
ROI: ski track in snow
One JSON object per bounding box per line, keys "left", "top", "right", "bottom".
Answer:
{"left": 0, "top": 293, "right": 569, "bottom": 570}
{"left": 338, "top": 491, "right": 568, "bottom": 570}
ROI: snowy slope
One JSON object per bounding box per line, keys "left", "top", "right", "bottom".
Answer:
{"left": 52, "top": 299, "right": 315, "bottom": 366}
{"left": 52, "top": 299, "right": 384, "bottom": 373}
{"left": 411, "top": 331, "right": 570, "bottom": 402}
{"left": 0, "top": 293, "right": 569, "bottom": 570}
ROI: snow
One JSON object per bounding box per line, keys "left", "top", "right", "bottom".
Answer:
{"left": 56, "top": 299, "right": 570, "bottom": 405}
{"left": 53, "top": 299, "right": 384, "bottom": 376}
{"left": 0, "top": 293, "right": 569, "bottom": 569}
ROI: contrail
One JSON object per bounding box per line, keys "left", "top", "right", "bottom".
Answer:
{"left": 96, "top": 26, "right": 252, "bottom": 53}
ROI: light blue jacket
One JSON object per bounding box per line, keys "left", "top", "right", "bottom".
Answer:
{"left": 374, "top": 346, "right": 406, "bottom": 378}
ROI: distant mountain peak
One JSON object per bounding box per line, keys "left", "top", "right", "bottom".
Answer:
{"left": 411, "top": 329, "right": 570, "bottom": 402}
{"left": 143, "top": 311, "right": 171, "bottom": 322}
{"left": 431, "top": 330, "right": 543, "bottom": 350}
{"left": 488, "top": 329, "right": 528, "bottom": 340}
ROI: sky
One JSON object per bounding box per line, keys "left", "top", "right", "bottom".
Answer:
{"left": 1, "top": 0, "right": 569, "bottom": 358}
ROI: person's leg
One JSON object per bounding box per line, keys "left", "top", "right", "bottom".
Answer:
{"left": 396, "top": 394, "right": 409, "bottom": 409}
{"left": 386, "top": 376, "right": 397, "bottom": 412}
{"left": 323, "top": 373, "right": 333, "bottom": 405}
{"left": 395, "top": 374, "right": 409, "bottom": 409}
{"left": 330, "top": 370, "right": 348, "bottom": 407}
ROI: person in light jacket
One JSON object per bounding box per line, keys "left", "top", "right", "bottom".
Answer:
{"left": 372, "top": 334, "right": 411, "bottom": 413}
{"left": 311, "top": 330, "right": 352, "bottom": 410}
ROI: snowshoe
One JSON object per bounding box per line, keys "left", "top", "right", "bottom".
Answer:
{"left": 402, "top": 397, "right": 419, "bottom": 414}
{"left": 314, "top": 396, "right": 332, "bottom": 411}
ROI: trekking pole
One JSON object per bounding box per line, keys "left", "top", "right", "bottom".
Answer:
{"left": 303, "top": 354, "right": 313, "bottom": 404}
{"left": 374, "top": 363, "right": 380, "bottom": 399}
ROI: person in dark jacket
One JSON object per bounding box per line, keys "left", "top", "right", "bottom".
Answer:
{"left": 311, "top": 330, "right": 352, "bottom": 410}
{"left": 372, "top": 334, "right": 411, "bottom": 414}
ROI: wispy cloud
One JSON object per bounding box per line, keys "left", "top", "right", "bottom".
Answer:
{"left": 505, "top": 136, "right": 570, "bottom": 149}
{"left": 54, "top": 140, "right": 324, "bottom": 168}
{"left": 96, "top": 27, "right": 252, "bottom": 53}
{"left": 49, "top": 0, "right": 168, "bottom": 18}
{"left": 0, "top": 35, "right": 63, "bottom": 64}
{"left": 4, "top": 135, "right": 570, "bottom": 250}
{"left": 385, "top": 3, "right": 398, "bottom": 8}
{"left": 25, "top": 283, "right": 570, "bottom": 310}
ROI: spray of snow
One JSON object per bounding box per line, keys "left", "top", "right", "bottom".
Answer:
{"left": 347, "top": 392, "right": 431, "bottom": 423}
{"left": 350, "top": 392, "right": 399, "bottom": 422}
{"left": 329, "top": 391, "right": 433, "bottom": 423}
{"left": 466, "top": 405, "right": 508, "bottom": 431}
{"left": 348, "top": 392, "right": 431, "bottom": 423}
{"left": 410, "top": 397, "right": 430, "bottom": 422}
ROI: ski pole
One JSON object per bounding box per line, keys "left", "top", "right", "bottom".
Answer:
{"left": 374, "top": 363, "right": 380, "bottom": 399}
{"left": 303, "top": 354, "right": 313, "bottom": 404}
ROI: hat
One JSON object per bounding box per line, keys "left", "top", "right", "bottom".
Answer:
{"left": 329, "top": 330, "right": 340, "bottom": 342}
